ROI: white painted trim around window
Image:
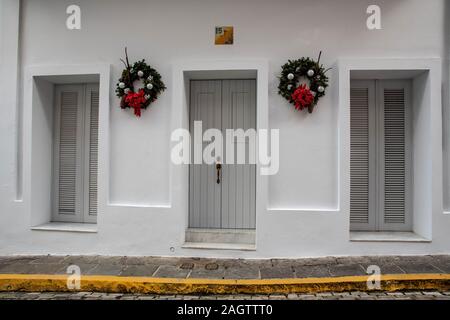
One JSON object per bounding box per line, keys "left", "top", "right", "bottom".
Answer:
{"left": 338, "top": 58, "right": 442, "bottom": 241}
{"left": 23, "top": 64, "right": 110, "bottom": 228}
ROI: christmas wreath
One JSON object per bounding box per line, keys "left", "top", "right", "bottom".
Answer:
{"left": 116, "top": 48, "right": 166, "bottom": 117}
{"left": 278, "top": 52, "right": 331, "bottom": 113}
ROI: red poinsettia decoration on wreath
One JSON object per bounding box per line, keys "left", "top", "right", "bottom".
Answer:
{"left": 291, "top": 84, "right": 315, "bottom": 111}
{"left": 125, "top": 89, "right": 147, "bottom": 117}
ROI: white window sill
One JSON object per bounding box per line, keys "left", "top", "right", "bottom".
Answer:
{"left": 350, "top": 231, "right": 430, "bottom": 243}
{"left": 31, "top": 222, "right": 97, "bottom": 233}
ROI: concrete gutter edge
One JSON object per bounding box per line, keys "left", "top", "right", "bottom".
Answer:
{"left": 1, "top": 273, "right": 449, "bottom": 294}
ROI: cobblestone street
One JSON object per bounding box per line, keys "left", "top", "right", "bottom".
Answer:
{"left": 1, "top": 291, "right": 450, "bottom": 300}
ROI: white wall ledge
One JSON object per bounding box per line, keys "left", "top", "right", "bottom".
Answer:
{"left": 267, "top": 208, "right": 339, "bottom": 214}
{"left": 182, "top": 242, "right": 256, "bottom": 251}
{"left": 107, "top": 203, "right": 171, "bottom": 209}
{"left": 31, "top": 222, "right": 97, "bottom": 233}
{"left": 350, "top": 232, "right": 430, "bottom": 243}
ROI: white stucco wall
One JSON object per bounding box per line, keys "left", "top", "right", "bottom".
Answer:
{"left": 0, "top": 0, "right": 449, "bottom": 258}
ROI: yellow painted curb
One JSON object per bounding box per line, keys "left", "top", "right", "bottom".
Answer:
{"left": 0, "top": 273, "right": 449, "bottom": 294}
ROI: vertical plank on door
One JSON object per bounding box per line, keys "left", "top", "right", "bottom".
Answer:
{"left": 221, "top": 79, "right": 256, "bottom": 229}
{"left": 189, "top": 80, "right": 222, "bottom": 228}
{"left": 222, "top": 80, "right": 235, "bottom": 228}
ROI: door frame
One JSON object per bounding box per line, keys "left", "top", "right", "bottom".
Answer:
{"left": 170, "top": 60, "right": 269, "bottom": 243}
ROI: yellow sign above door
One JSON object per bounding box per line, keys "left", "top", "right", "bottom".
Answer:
{"left": 215, "top": 26, "right": 234, "bottom": 45}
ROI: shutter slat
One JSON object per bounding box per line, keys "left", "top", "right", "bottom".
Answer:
{"left": 384, "top": 89, "right": 406, "bottom": 224}
{"left": 58, "top": 91, "right": 78, "bottom": 215}
{"left": 350, "top": 88, "right": 370, "bottom": 224}
{"left": 88, "top": 91, "right": 99, "bottom": 216}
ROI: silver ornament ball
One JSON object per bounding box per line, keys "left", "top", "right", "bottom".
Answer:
{"left": 318, "top": 86, "right": 325, "bottom": 93}
{"left": 119, "top": 82, "right": 125, "bottom": 89}
{"left": 137, "top": 70, "right": 144, "bottom": 78}
{"left": 307, "top": 69, "right": 315, "bottom": 77}
{"left": 287, "top": 73, "right": 294, "bottom": 80}
{"left": 146, "top": 83, "right": 154, "bottom": 90}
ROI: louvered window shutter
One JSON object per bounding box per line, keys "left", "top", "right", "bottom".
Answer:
{"left": 53, "top": 84, "right": 99, "bottom": 223}
{"left": 350, "top": 81, "right": 376, "bottom": 231}
{"left": 379, "top": 81, "right": 411, "bottom": 231}
{"left": 86, "top": 87, "right": 99, "bottom": 221}
{"left": 350, "top": 80, "right": 411, "bottom": 232}
{"left": 54, "top": 86, "right": 84, "bottom": 221}
{"left": 58, "top": 91, "right": 78, "bottom": 215}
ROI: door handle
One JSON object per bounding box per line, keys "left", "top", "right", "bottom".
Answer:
{"left": 216, "top": 162, "right": 222, "bottom": 184}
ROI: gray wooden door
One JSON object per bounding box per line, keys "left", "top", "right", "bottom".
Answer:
{"left": 189, "top": 80, "right": 256, "bottom": 229}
